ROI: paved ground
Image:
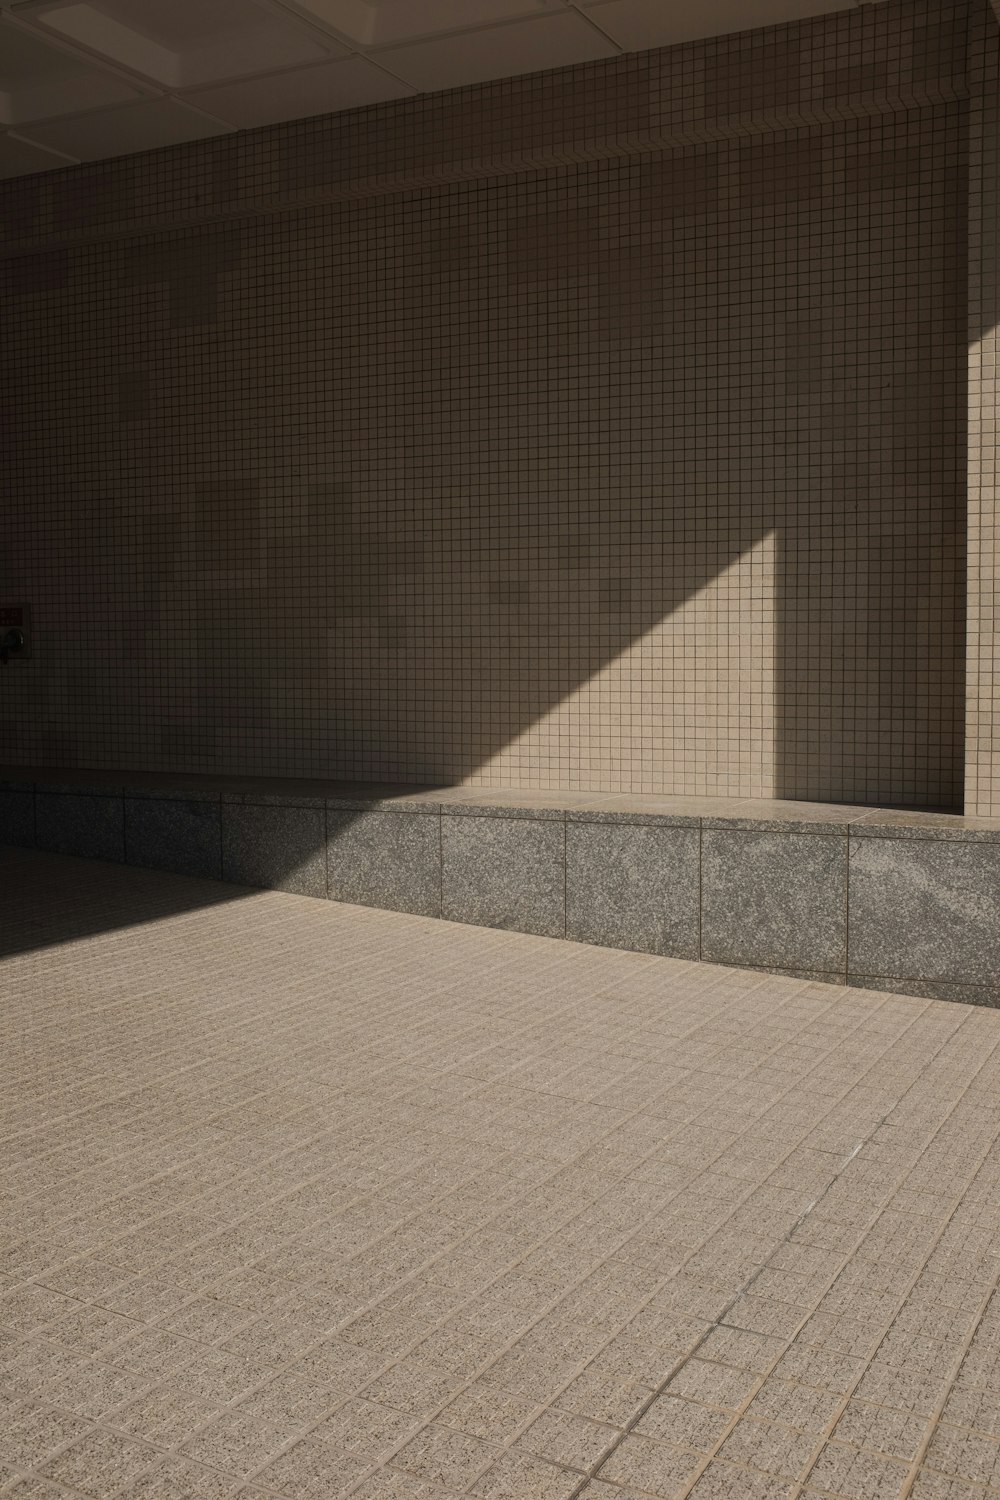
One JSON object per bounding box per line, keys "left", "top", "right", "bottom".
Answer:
{"left": 3, "top": 849, "right": 1000, "bottom": 1500}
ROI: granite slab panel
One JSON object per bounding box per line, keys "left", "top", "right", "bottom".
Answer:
{"left": 701, "top": 829, "right": 847, "bottom": 973}
{"left": 565, "top": 821, "right": 699, "bottom": 957}
{"left": 441, "top": 814, "right": 564, "bottom": 937}
{"left": 221, "top": 804, "right": 326, "bottom": 897}
{"left": 847, "top": 837, "right": 1000, "bottom": 988}
{"left": 327, "top": 808, "right": 441, "bottom": 917}
{"left": 0, "top": 789, "right": 34, "bottom": 848}
{"left": 35, "top": 792, "right": 125, "bottom": 863}
{"left": 444, "top": 801, "right": 564, "bottom": 821}
{"left": 737, "top": 964, "right": 847, "bottom": 985}
{"left": 849, "top": 811, "right": 1000, "bottom": 842}
{"left": 125, "top": 797, "right": 223, "bottom": 880}
{"left": 851, "top": 975, "right": 1000, "bottom": 1006}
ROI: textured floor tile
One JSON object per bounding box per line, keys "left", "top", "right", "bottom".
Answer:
{"left": 470, "top": 1447, "right": 581, "bottom": 1498}
{"left": 635, "top": 1395, "right": 733, "bottom": 1452}
{"left": 437, "top": 1381, "right": 537, "bottom": 1444}
{"left": 595, "top": 1432, "right": 706, "bottom": 1496}
{"left": 41, "top": 1430, "right": 160, "bottom": 1496}
{"left": 4, "top": 850, "right": 1000, "bottom": 1500}
{"left": 685, "top": 1461, "right": 797, "bottom": 1496}
{"left": 805, "top": 1440, "right": 911, "bottom": 1497}
{"left": 391, "top": 1424, "right": 500, "bottom": 1487}
{"left": 715, "top": 1417, "right": 815, "bottom": 1479}
{"left": 117, "top": 1455, "right": 243, "bottom": 1498}
{"left": 519, "top": 1408, "right": 617, "bottom": 1468}
{"left": 250, "top": 1438, "right": 370, "bottom": 1496}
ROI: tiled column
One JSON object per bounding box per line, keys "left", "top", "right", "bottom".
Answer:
{"left": 967, "top": 2, "right": 1000, "bottom": 814}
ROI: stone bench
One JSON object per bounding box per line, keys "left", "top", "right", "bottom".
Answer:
{"left": 2, "top": 769, "right": 998, "bottom": 1005}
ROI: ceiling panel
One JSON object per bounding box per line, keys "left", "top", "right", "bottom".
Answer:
{"left": 18, "top": 0, "right": 338, "bottom": 87}
{"left": 0, "top": 0, "right": 886, "bottom": 177}
{"left": 0, "top": 21, "right": 141, "bottom": 122}
{"left": 371, "top": 10, "right": 615, "bottom": 92}
{"left": 183, "top": 54, "right": 414, "bottom": 128}
{"left": 0, "top": 126, "right": 76, "bottom": 173}
{"left": 577, "top": 0, "right": 856, "bottom": 50}
{"left": 283, "top": 0, "right": 566, "bottom": 48}
{"left": 21, "top": 95, "right": 233, "bottom": 157}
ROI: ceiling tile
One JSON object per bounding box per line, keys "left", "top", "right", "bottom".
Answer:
{"left": 0, "top": 127, "right": 76, "bottom": 174}
{"left": 282, "top": 0, "right": 566, "bottom": 48}
{"left": 18, "top": 0, "right": 338, "bottom": 88}
{"left": 18, "top": 96, "right": 233, "bottom": 159}
{"left": 183, "top": 55, "right": 416, "bottom": 128}
{"left": 576, "top": 0, "right": 856, "bottom": 51}
{"left": 372, "top": 10, "right": 617, "bottom": 91}
{"left": 0, "top": 21, "right": 142, "bottom": 122}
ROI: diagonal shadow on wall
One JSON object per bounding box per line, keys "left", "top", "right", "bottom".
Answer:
{"left": 0, "top": 14, "right": 973, "bottom": 955}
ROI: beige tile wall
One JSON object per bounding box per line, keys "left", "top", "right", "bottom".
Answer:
{"left": 967, "top": 1, "right": 1000, "bottom": 816}
{"left": 0, "top": 0, "right": 975, "bottom": 805}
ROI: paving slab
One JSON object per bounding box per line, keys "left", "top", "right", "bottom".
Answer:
{"left": 1, "top": 847, "right": 999, "bottom": 1500}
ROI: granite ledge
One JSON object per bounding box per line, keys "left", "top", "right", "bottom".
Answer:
{"left": 0, "top": 766, "right": 986, "bottom": 838}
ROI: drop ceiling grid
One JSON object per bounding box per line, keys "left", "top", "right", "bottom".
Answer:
{"left": 0, "top": 0, "right": 883, "bottom": 177}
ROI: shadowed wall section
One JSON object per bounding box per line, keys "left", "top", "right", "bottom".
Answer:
{"left": 0, "top": 0, "right": 972, "bottom": 807}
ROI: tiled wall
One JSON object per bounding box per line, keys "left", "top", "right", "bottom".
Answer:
{"left": 0, "top": 0, "right": 974, "bottom": 805}
{"left": 967, "top": 2, "right": 1000, "bottom": 815}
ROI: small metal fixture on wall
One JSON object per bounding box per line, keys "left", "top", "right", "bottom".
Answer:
{"left": 0, "top": 606, "right": 31, "bottom": 664}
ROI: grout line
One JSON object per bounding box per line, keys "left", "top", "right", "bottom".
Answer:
{"left": 438, "top": 809, "right": 444, "bottom": 920}
{"left": 586, "top": 1009, "right": 1000, "bottom": 1498}
{"left": 562, "top": 813, "right": 568, "bottom": 941}
{"left": 697, "top": 819, "right": 703, "bottom": 962}
{"left": 844, "top": 829, "right": 851, "bottom": 984}
{"left": 898, "top": 1267, "right": 1000, "bottom": 1498}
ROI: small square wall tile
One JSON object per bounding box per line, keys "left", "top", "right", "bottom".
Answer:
{"left": 221, "top": 803, "right": 326, "bottom": 898}
{"left": 701, "top": 830, "right": 847, "bottom": 973}
{"left": 327, "top": 807, "right": 441, "bottom": 917}
{"left": 125, "top": 797, "right": 222, "bottom": 881}
{"left": 848, "top": 837, "right": 1000, "bottom": 988}
{"left": 566, "top": 820, "right": 699, "bottom": 957}
{"left": 35, "top": 792, "right": 125, "bottom": 864}
{"left": 441, "top": 813, "right": 564, "bottom": 938}
{"left": 0, "top": 789, "right": 34, "bottom": 849}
